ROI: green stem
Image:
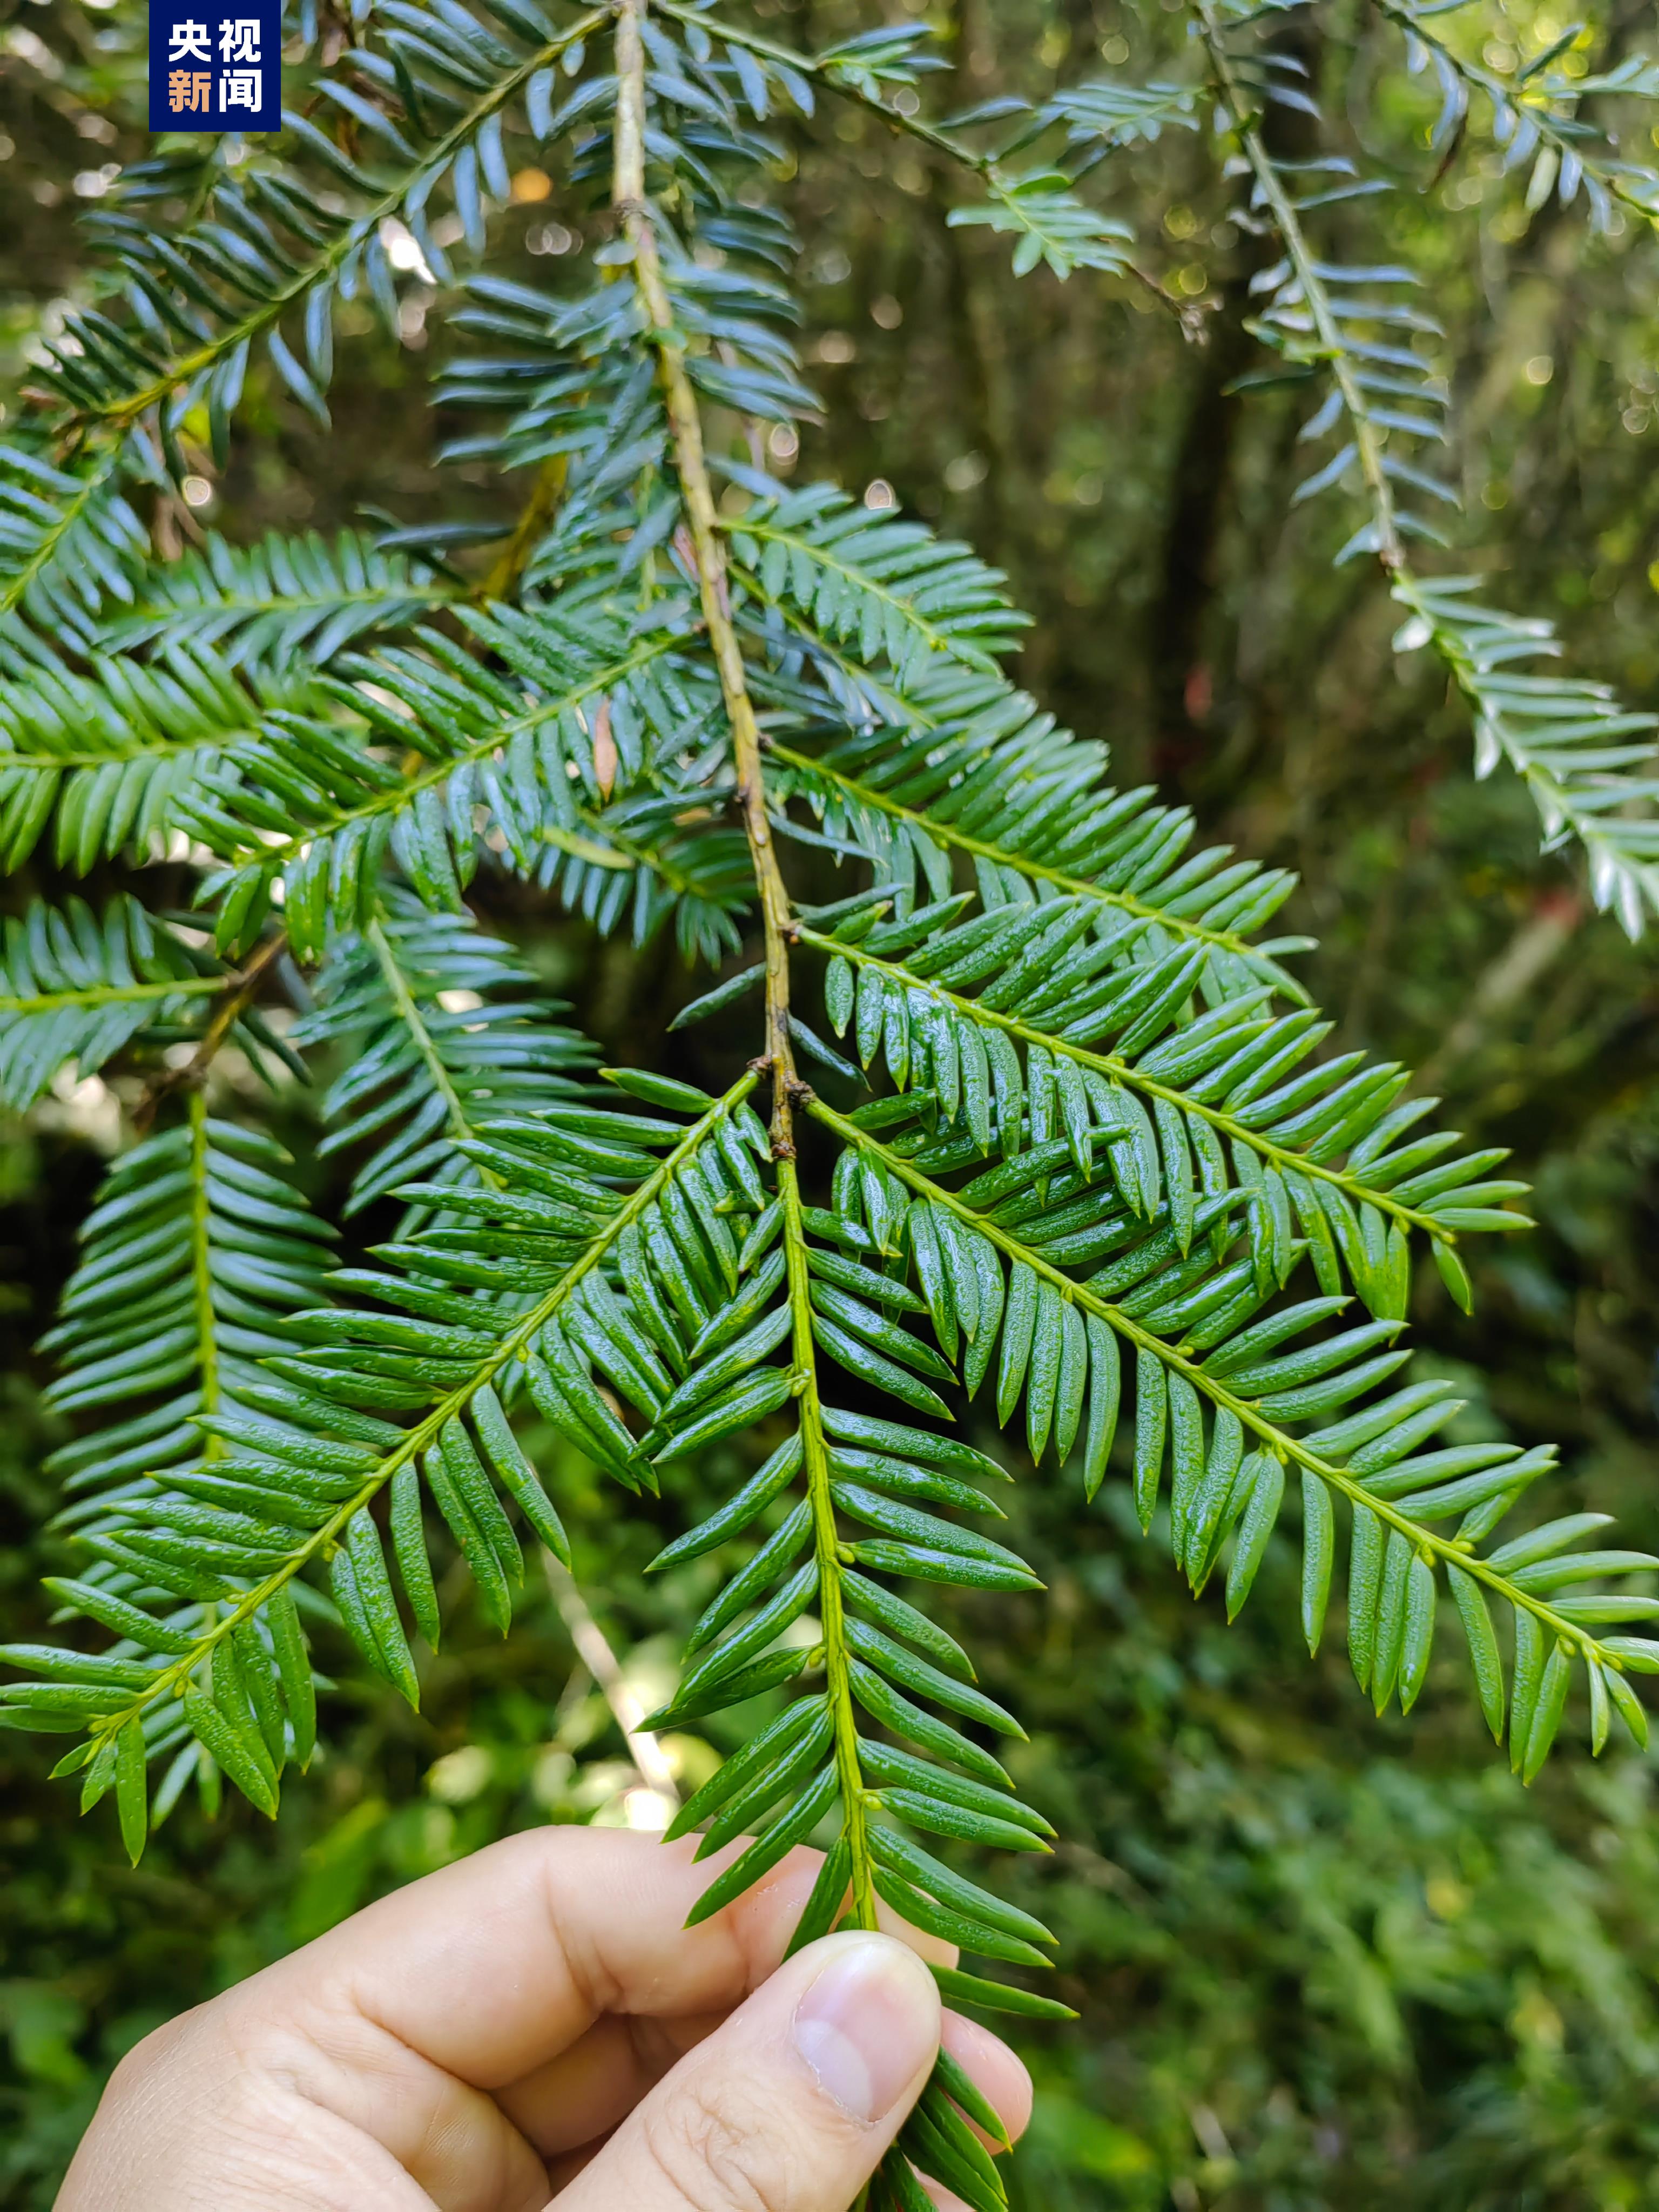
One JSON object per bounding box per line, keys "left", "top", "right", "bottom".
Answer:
{"left": 136, "top": 582, "right": 457, "bottom": 633}
{"left": 186, "top": 1091, "right": 221, "bottom": 1463}
{"left": 795, "top": 924, "right": 1448, "bottom": 1244}
{"left": 541, "top": 814, "right": 712, "bottom": 902}
{"left": 0, "top": 720, "right": 261, "bottom": 773}
{"left": 542, "top": 825, "right": 635, "bottom": 872}
{"left": 779, "top": 1156, "right": 878, "bottom": 1933}
{"left": 811, "top": 1096, "right": 1610, "bottom": 1664}
{"left": 0, "top": 977, "right": 223, "bottom": 1014}
{"left": 0, "top": 447, "right": 122, "bottom": 618}
{"left": 366, "top": 915, "right": 477, "bottom": 1157}
{"left": 84, "top": 1073, "right": 757, "bottom": 1752}
{"left": 0, "top": 751, "right": 242, "bottom": 773}
{"left": 571, "top": 814, "right": 711, "bottom": 901}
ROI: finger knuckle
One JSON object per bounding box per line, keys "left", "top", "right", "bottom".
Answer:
{"left": 640, "top": 2071, "right": 811, "bottom": 2212}
{"left": 108, "top": 2007, "right": 190, "bottom": 2086}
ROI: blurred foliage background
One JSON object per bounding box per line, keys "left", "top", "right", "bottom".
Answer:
{"left": 3, "top": 0, "right": 1659, "bottom": 2204}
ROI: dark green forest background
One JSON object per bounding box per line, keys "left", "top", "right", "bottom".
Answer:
{"left": 3, "top": 0, "right": 1658, "bottom": 2203}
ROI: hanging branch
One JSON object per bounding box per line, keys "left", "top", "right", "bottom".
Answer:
{"left": 650, "top": 0, "right": 1191, "bottom": 315}
{"left": 1192, "top": 0, "right": 1659, "bottom": 937}
{"left": 1370, "top": 0, "right": 1659, "bottom": 225}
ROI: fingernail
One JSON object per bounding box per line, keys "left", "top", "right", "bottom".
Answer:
{"left": 792, "top": 1937, "right": 939, "bottom": 2123}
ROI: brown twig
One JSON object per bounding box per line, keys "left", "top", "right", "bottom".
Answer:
{"left": 134, "top": 930, "right": 289, "bottom": 1130}
{"left": 474, "top": 451, "right": 570, "bottom": 605}
{"left": 613, "top": 0, "right": 799, "bottom": 1159}
{"left": 1127, "top": 260, "right": 1217, "bottom": 344}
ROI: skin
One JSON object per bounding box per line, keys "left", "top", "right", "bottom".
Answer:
{"left": 57, "top": 1827, "right": 1031, "bottom": 2212}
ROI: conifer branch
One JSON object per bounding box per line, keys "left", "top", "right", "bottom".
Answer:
{"left": 195, "top": 628, "right": 680, "bottom": 948}
{"left": 796, "top": 922, "right": 1456, "bottom": 1245}
{"left": 771, "top": 738, "right": 1301, "bottom": 990}
{"left": 614, "top": 0, "right": 799, "bottom": 1152}
{"left": 0, "top": 444, "right": 125, "bottom": 620}
{"left": 49, "top": 10, "right": 608, "bottom": 438}
{"left": 1193, "top": 0, "right": 1404, "bottom": 569}
{"left": 1370, "top": 0, "right": 1659, "bottom": 221}
{"left": 649, "top": 0, "right": 1184, "bottom": 318}
{"left": 1194, "top": 0, "right": 1659, "bottom": 936}
{"left": 66, "top": 1074, "right": 758, "bottom": 1765}
{"left": 6, "top": 0, "right": 1656, "bottom": 2127}
{"left": 810, "top": 1096, "right": 1624, "bottom": 1671}
{"left": 616, "top": 0, "right": 880, "bottom": 1948}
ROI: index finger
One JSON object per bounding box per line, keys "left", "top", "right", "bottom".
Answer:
{"left": 253, "top": 1829, "right": 852, "bottom": 2091}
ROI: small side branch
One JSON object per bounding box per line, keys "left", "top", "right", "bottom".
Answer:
{"left": 651, "top": 0, "right": 1193, "bottom": 337}
{"left": 1368, "top": 0, "right": 1659, "bottom": 223}
{"left": 1192, "top": 0, "right": 1659, "bottom": 934}
{"left": 1192, "top": 0, "right": 1403, "bottom": 569}
{"left": 135, "top": 929, "right": 290, "bottom": 1130}
{"left": 475, "top": 453, "right": 570, "bottom": 605}
{"left": 79, "top": 1075, "right": 759, "bottom": 1755}
{"left": 810, "top": 1095, "right": 1603, "bottom": 1661}
{"left": 53, "top": 10, "right": 608, "bottom": 439}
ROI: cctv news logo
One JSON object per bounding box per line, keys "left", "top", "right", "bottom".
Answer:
{"left": 149, "top": 2, "right": 281, "bottom": 132}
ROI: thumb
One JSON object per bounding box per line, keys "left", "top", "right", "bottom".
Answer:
{"left": 553, "top": 1930, "right": 941, "bottom": 2212}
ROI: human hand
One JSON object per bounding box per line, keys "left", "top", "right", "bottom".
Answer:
{"left": 57, "top": 1827, "right": 1030, "bottom": 2211}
